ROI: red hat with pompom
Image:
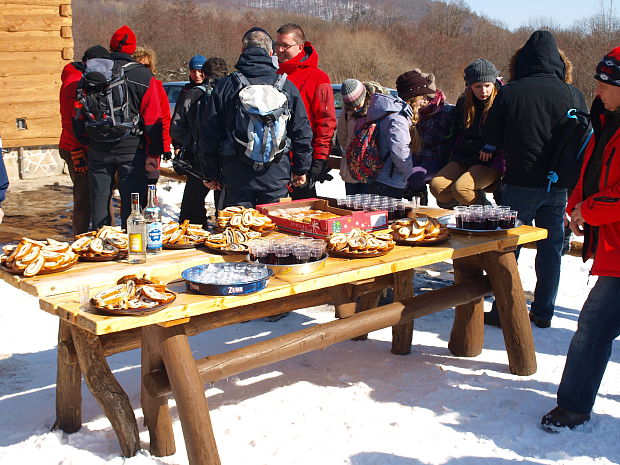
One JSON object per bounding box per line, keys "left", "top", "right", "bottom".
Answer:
{"left": 110, "top": 25, "right": 136, "bottom": 55}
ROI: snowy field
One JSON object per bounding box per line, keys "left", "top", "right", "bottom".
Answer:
{"left": 0, "top": 176, "right": 618, "bottom": 465}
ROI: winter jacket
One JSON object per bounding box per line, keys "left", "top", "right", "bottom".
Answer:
{"left": 567, "top": 104, "right": 620, "bottom": 278}
{"left": 170, "top": 85, "right": 208, "bottom": 159}
{"left": 198, "top": 47, "right": 313, "bottom": 191}
{"left": 415, "top": 99, "right": 454, "bottom": 166}
{"left": 59, "top": 61, "right": 86, "bottom": 152}
{"left": 337, "top": 108, "right": 368, "bottom": 184}
{"left": 73, "top": 52, "right": 164, "bottom": 157}
{"left": 448, "top": 94, "right": 505, "bottom": 174}
{"left": 366, "top": 93, "right": 413, "bottom": 189}
{"left": 277, "top": 42, "right": 336, "bottom": 161}
{"left": 153, "top": 78, "right": 172, "bottom": 153}
{"left": 483, "top": 31, "right": 587, "bottom": 187}
{"left": 0, "top": 151, "right": 8, "bottom": 205}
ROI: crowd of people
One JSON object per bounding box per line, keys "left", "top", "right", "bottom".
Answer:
{"left": 51, "top": 23, "right": 620, "bottom": 433}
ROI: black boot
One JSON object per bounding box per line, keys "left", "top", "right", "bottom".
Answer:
{"left": 541, "top": 407, "right": 590, "bottom": 432}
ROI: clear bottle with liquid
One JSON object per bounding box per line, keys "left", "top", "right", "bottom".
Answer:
{"left": 143, "top": 184, "right": 162, "bottom": 254}
{"left": 127, "top": 192, "right": 147, "bottom": 264}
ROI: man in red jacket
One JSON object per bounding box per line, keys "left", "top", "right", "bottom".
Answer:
{"left": 59, "top": 45, "right": 109, "bottom": 234}
{"left": 541, "top": 47, "right": 620, "bottom": 432}
{"left": 276, "top": 23, "right": 336, "bottom": 199}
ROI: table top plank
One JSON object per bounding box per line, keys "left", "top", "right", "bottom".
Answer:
{"left": 39, "top": 225, "right": 547, "bottom": 335}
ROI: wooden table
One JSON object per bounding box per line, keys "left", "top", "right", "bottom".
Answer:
{"left": 2, "top": 210, "right": 547, "bottom": 465}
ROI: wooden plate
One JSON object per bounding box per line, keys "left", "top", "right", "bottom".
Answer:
{"left": 393, "top": 232, "right": 451, "bottom": 247}
{"left": 202, "top": 243, "right": 250, "bottom": 255}
{"left": 90, "top": 291, "right": 176, "bottom": 316}
{"left": 328, "top": 248, "right": 391, "bottom": 259}
{"left": 1, "top": 261, "right": 76, "bottom": 276}
{"left": 78, "top": 251, "right": 128, "bottom": 262}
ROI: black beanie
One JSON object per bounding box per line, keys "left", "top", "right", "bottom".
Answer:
{"left": 595, "top": 47, "right": 620, "bottom": 87}
{"left": 82, "top": 45, "right": 110, "bottom": 62}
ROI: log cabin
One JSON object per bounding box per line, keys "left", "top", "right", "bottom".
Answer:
{"left": 0, "top": 0, "right": 73, "bottom": 179}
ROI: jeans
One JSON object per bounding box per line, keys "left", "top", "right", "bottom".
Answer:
{"left": 557, "top": 276, "right": 620, "bottom": 413}
{"left": 345, "top": 182, "right": 368, "bottom": 196}
{"left": 489, "top": 184, "right": 567, "bottom": 321}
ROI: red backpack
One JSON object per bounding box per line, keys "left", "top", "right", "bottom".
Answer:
{"left": 345, "top": 120, "right": 384, "bottom": 182}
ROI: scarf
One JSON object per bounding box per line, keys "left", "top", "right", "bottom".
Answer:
{"left": 419, "top": 89, "right": 446, "bottom": 119}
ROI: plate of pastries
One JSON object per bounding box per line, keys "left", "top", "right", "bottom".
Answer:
{"left": 216, "top": 206, "right": 276, "bottom": 234}
{"left": 267, "top": 207, "right": 341, "bottom": 223}
{"left": 71, "top": 226, "right": 129, "bottom": 260}
{"left": 326, "top": 228, "right": 395, "bottom": 258}
{"left": 1, "top": 237, "right": 79, "bottom": 276}
{"left": 203, "top": 227, "right": 264, "bottom": 254}
{"left": 90, "top": 274, "right": 176, "bottom": 316}
{"left": 390, "top": 216, "right": 450, "bottom": 246}
{"left": 162, "top": 220, "right": 211, "bottom": 249}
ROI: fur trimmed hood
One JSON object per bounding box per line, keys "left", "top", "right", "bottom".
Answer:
{"left": 508, "top": 30, "right": 573, "bottom": 83}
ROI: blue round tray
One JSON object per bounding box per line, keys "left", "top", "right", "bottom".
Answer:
{"left": 181, "top": 263, "right": 273, "bottom": 296}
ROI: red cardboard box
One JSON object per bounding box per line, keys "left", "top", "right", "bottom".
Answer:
{"left": 257, "top": 198, "right": 388, "bottom": 238}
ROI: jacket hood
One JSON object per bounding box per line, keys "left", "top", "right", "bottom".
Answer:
{"left": 277, "top": 41, "right": 319, "bottom": 75}
{"left": 235, "top": 46, "right": 278, "bottom": 78}
{"left": 367, "top": 93, "right": 411, "bottom": 121}
{"left": 61, "top": 61, "right": 84, "bottom": 83}
{"left": 509, "top": 31, "right": 572, "bottom": 82}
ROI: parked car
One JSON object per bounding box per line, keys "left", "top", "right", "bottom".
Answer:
{"left": 331, "top": 83, "right": 398, "bottom": 119}
{"left": 162, "top": 81, "right": 189, "bottom": 116}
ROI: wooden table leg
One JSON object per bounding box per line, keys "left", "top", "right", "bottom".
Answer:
{"left": 53, "top": 320, "right": 82, "bottom": 433}
{"left": 331, "top": 285, "right": 356, "bottom": 319}
{"left": 141, "top": 327, "right": 176, "bottom": 457}
{"left": 449, "top": 255, "right": 485, "bottom": 357}
{"left": 480, "top": 250, "right": 537, "bottom": 376}
{"left": 353, "top": 290, "right": 382, "bottom": 341}
{"left": 70, "top": 326, "right": 140, "bottom": 457}
{"left": 143, "top": 324, "right": 221, "bottom": 465}
{"left": 391, "top": 269, "right": 415, "bottom": 355}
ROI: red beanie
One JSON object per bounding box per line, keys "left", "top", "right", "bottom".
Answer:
{"left": 110, "top": 25, "right": 136, "bottom": 54}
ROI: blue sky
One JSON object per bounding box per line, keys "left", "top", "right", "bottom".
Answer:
{"left": 464, "top": 0, "right": 602, "bottom": 30}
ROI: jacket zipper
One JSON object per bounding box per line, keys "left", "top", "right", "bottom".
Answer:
{"left": 603, "top": 147, "right": 616, "bottom": 187}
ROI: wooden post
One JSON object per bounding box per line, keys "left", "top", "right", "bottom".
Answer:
{"left": 449, "top": 255, "right": 485, "bottom": 357}
{"left": 70, "top": 326, "right": 140, "bottom": 457}
{"left": 354, "top": 290, "right": 382, "bottom": 341}
{"left": 391, "top": 269, "right": 415, "bottom": 355}
{"left": 146, "top": 324, "right": 221, "bottom": 465}
{"left": 141, "top": 327, "right": 176, "bottom": 457}
{"left": 330, "top": 285, "right": 356, "bottom": 319}
{"left": 52, "top": 320, "right": 81, "bottom": 433}
{"left": 479, "top": 250, "right": 537, "bottom": 376}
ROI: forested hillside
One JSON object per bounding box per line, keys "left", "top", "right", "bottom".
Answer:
{"left": 72, "top": 0, "right": 619, "bottom": 101}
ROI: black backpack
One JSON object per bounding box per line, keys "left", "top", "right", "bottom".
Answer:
{"left": 74, "top": 58, "right": 141, "bottom": 143}
{"left": 546, "top": 87, "right": 593, "bottom": 192}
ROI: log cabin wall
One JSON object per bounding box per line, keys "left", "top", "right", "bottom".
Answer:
{"left": 0, "top": 0, "right": 73, "bottom": 178}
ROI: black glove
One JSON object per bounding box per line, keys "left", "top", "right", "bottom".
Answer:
{"left": 309, "top": 158, "right": 329, "bottom": 182}
{"left": 163, "top": 151, "right": 172, "bottom": 161}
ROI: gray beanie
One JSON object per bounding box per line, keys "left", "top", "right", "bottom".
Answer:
{"left": 464, "top": 59, "right": 499, "bottom": 86}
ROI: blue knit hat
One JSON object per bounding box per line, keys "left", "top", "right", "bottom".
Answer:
{"left": 188, "top": 54, "right": 207, "bottom": 71}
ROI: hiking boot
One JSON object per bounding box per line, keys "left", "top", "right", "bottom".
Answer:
{"left": 483, "top": 310, "right": 501, "bottom": 327}
{"left": 541, "top": 407, "right": 590, "bottom": 432}
{"left": 529, "top": 311, "right": 551, "bottom": 328}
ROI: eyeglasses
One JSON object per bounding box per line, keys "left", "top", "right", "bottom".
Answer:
{"left": 274, "top": 42, "right": 299, "bottom": 50}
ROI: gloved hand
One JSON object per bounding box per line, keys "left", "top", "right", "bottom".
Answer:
{"left": 145, "top": 155, "right": 161, "bottom": 182}
{"left": 309, "top": 158, "right": 333, "bottom": 183}
{"left": 163, "top": 151, "right": 172, "bottom": 161}
{"left": 70, "top": 148, "right": 88, "bottom": 174}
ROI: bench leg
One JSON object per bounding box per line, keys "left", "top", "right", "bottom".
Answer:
{"left": 70, "top": 326, "right": 140, "bottom": 457}
{"left": 141, "top": 327, "right": 176, "bottom": 457}
{"left": 449, "top": 255, "right": 485, "bottom": 357}
{"left": 480, "top": 250, "right": 537, "bottom": 375}
{"left": 145, "top": 324, "right": 221, "bottom": 465}
{"left": 391, "top": 269, "right": 415, "bottom": 355}
{"left": 53, "top": 320, "right": 82, "bottom": 433}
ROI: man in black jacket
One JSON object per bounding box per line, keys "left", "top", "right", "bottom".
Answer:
{"left": 197, "top": 27, "right": 312, "bottom": 208}
{"left": 75, "top": 25, "right": 164, "bottom": 229}
{"left": 482, "top": 30, "right": 588, "bottom": 328}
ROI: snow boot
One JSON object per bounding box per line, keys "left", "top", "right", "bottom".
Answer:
{"left": 541, "top": 407, "right": 590, "bottom": 432}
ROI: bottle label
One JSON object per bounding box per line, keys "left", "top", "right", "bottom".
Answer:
{"left": 146, "top": 222, "right": 163, "bottom": 249}
{"left": 129, "top": 233, "right": 143, "bottom": 253}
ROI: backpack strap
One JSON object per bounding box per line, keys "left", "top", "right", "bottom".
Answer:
{"left": 273, "top": 73, "right": 287, "bottom": 91}
{"left": 232, "top": 71, "right": 252, "bottom": 90}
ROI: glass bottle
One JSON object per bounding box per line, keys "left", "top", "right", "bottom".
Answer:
{"left": 143, "top": 184, "right": 162, "bottom": 254}
{"left": 127, "top": 192, "right": 147, "bottom": 264}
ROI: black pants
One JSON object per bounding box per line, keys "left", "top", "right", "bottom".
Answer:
{"left": 367, "top": 181, "right": 404, "bottom": 199}
{"left": 223, "top": 185, "right": 289, "bottom": 209}
{"left": 59, "top": 148, "right": 91, "bottom": 234}
{"left": 88, "top": 148, "right": 149, "bottom": 229}
{"left": 290, "top": 183, "right": 316, "bottom": 200}
{"left": 179, "top": 175, "right": 211, "bottom": 228}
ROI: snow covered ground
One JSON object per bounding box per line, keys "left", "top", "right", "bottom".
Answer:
{"left": 0, "top": 177, "right": 618, "bottom": 465}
